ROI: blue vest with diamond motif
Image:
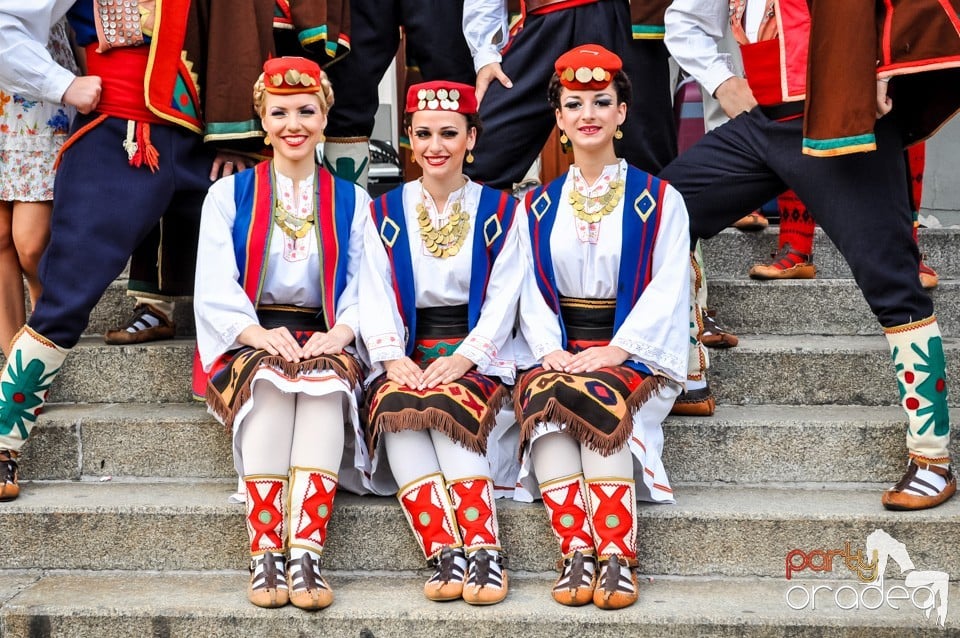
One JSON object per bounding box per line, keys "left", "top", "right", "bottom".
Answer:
{"left": 371, "top": 184, "right": 518, "bottom": 356}
{"left": 524, "top": 165, "right": 667, "bottom": 348}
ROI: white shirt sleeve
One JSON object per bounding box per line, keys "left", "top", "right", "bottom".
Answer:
{"left": 515, "top": 200, "right": 564, "bottom": 362}
{"left": 332, "top": 185, "right": 372, "bottom": 341}
{"left": 455, "top": 208, "right": 522, "bottom": 382}
{"left": 608, "top": 185, "right": 691, "bottom": 384}
{"left": 664, "top": 0, "right": 738, "bottom": 97}
{"left": 463, "top": 0, "right": 508, "bottom": 73}
{"left": 0, "top": 0, "right": 78, "bottom": 103}
{"left": 358, "top": 207, "right": 408, "bottom": 370}
{"left": 193, "top": 178, "right": 259, "bottom": 370}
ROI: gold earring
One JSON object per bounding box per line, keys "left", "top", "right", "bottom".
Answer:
{"left": 410, "top": 153, "right": 416, "bottom": 164}
{"left": 614, "top": 128, "right": 623, "bottom": 140}
{"left": 559, "top": 132, "right": 568, "bottom": 145}
{"left": 263, "top": 136, "right": 271, "bottom": 146}
{"left": 466, "top": 150, "right": 474, "bottom": 164}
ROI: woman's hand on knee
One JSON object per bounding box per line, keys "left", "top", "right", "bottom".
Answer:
{"left": 566, "top": 345, "right": 629, "bottom": 373}
{"left": 384, "top": 356, "right": 424, "bottom": 389}
{"left": 302, "top": 324, "right": 354, "bottom": 357}
{"left": 239, "top": 324, "right": 302, "bottom": 362}
{"left": 421, "top": 353, "right": 474, "bottom": 389}
{"left": 540, "top": 349, "right": 574, "bottom": 372}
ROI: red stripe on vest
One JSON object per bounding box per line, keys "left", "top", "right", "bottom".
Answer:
{"left": 318, "top": 170, "right": 338, "bottom": 330}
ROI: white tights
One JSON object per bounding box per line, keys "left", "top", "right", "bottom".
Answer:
{"left": 240, "top": 382, "right": 345, "bottom": 475}
{"left": 531, "top": 430, "right": 634, "bottom": 483}
{"left": 384, "top": 429, "right": 491, "bottom": 488}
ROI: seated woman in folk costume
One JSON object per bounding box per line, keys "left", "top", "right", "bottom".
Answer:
{"left": 359, "top": 80, "right": 522, "bottom": 606}
{"left": 194, "top": 57, "right": 375, "bottom": 611}
{"left": 512, "top": 44, "right": 690, "bottom": 610}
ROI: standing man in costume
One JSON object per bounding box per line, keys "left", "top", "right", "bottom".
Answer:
{"left": 322, "top": 1, "right": 475, "bottom": 187}
{"left": 104, "top": 0, "right": 351, "bottom": 345}
{"left": 661, "top": 0, "right": 960, "bottom": 510}
{"left": 462, "top": 0, "right": 676, "bottom": 191}
{"left": 0, "top": 0, "right": 323, "bottom": 500}
{"left": 511, "top": 44, "right": 689, "bottom": 610}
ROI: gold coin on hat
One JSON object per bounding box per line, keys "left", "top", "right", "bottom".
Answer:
{"left": 417, "top": 89, "right": 427, "bottom": 100}
{"left": 425, "top": 89, "right": 436, "bottom": 100}
{"left": 437, "top": 89, "right": 448, "bottom": 100}
{"left": 592, "top": 67, "right": 606, "bottom": 82}
{"left": 285, "top": 69, "right": 301, "bottom": 85}
{"left": 562, "top": 68, "right": 576, "bottom": 82}
{"left": 575, "top": 67, "right": 593, "bottom": 83}
{"left": 271, "top": 73, "right": 284, "bottom": 87}
{"left": 428, "top": 99, "right": 439, "bottom": 110}
{"left": 449, "top": 89, "right": 460, "bottom": 100}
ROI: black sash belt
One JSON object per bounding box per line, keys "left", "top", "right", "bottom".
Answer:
{"left": 559, "top": 296, "right": 616, "bottom": 342}
{"left": 256, "top": 305, "right": 328, "bottom": 332}
{"left": 416, "top": 305, "right": 469, "bottom": 339}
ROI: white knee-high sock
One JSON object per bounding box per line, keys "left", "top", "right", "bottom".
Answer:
{"left": 429, "top": 429, "right": 491, "bottom": 481}
{"left": 240, "top": 383, "right": 296, "bottom": 475}
{"left": 581, "top": 445, "right": 634, "bottom": 480}
{"left": 383, "top": 429, "right": 441, "bottom": 488}
{"left": 531, "top": 431, "right": 583, "bottom": 484}
{"left": 290, "top": 393, "right": 345, "bottom": 471}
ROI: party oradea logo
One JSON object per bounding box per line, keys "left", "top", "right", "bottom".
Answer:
{"left": 784, "top": 529, "right": 949, "bottom": 628}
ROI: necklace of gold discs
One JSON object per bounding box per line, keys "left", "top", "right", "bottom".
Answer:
{"left": 417, "top": 183, "right": 470, "bottom": 258}
{"left": 568, "top": 167, "right": 626, "bottom": 224}
{"left": 272, "top": 169, "right": 316, "bottom": 240}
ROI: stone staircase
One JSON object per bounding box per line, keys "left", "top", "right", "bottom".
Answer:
{"left": 1, "top": 227, "right": 959, "bottom": 636}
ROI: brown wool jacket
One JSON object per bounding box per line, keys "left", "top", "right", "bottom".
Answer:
{"left": 803, "top": 0, "right": 960, "bottom": 156}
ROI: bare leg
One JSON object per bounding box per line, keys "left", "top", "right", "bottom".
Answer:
{"left": 0, "top": 201, "right": 26, "bottom": 357}
{"left": 11, "top": 200, "right": 52, "bottom": 310}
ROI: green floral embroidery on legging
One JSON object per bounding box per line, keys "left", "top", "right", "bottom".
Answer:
{"left": 892, "top": 336, "right": 950, "bottom": 438}
{"left": 0, "top": 351, "right": 58, "bottom": 440}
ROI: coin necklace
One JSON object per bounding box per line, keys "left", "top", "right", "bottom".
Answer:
{"left": 568, "top": 164, "right": 625, "bottom": 224}
{"left": 273, "top": 169, "right": 315, "bottom": 240}
{"left": 417, "top": 181, "right": 470, "bottom": 258}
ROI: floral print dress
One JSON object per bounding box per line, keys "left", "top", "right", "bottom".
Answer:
{"left": 0, "top": 19, "right": 79, "bottom": 202}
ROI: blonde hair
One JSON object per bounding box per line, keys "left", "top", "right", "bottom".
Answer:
{"left": 252, "top": 69, "right": 335, "bottom": 117}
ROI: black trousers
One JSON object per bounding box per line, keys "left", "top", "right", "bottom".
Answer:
{"left": 660, "top": 109, "right": 931, "bottom": 328}
{"left": 465, "top": 0, "right": 677, "bottom": 189}
{"left": 324, "top": 0, "right": 475, "bottom": 138}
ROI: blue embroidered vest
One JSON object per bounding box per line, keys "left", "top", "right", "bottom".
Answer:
{"left": 371, "top": 184, "right": 517, "bottom": 356}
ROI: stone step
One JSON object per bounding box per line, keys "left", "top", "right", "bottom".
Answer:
{"left": 18, "top": 403, "right": 960, "bottom": 484}
{"left": 707, "top": 334, "right": 959, "bottom": 406}
{"left": 2, "top": 481, "right": 957, "bottom": 578}
{"left": 701, "top": 227, "right": 960, "bottom": 280}
{"left": 1, "top": 570, "right": 955, "bottom": 637}
{"left": 44, "top": 228, "right": 960, "bottom": 339}
{"left": 5, "top": 334, "right": 954, "bottom": 406}
{"left": 708, "top": 279, "right": 960, "bottom": 337}
{"left": 79, "top": 278, "right": 960, "bottom": 339}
